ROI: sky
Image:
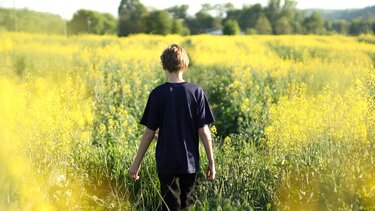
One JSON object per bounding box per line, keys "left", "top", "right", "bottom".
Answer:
{"left": 0, "top": 0, "right": 374, "bottom": 20}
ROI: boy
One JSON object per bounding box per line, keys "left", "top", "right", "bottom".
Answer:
{"left": 128, "top": 44, "right": 215, "bottom": 210}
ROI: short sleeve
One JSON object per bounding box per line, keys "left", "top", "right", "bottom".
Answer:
{"left": 197, "top": 88, "right": 215, "bottom": 128}
{"left": 140, "top": 91, "right": 159, "bottom": 131}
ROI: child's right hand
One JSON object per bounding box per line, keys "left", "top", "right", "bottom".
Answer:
{"left": 206, "top": 162, "right": 216, "bottom": 181}
{"left": 128, "top": 163, "right": 141, "bottom": 180}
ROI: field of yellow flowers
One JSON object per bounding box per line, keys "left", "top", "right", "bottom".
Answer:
{"left": 1, "top": 32, "right": 375, "bottom": 210}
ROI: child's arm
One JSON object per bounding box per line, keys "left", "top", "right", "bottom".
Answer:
{"left": 128, "top": 128, "right": 155, "bottom": 180}
{"left": 198, "top": 125, "right": 216, "bottom": 181}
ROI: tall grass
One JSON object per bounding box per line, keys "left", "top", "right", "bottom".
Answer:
{"left": 0, "top": 32, "right": 374, "bottom": 210}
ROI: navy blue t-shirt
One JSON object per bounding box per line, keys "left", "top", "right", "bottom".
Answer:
{"left": 140, "top": 82, "right": 215, "bottom": 174}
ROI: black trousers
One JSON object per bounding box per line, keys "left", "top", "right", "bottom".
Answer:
{"left": 158, "top": 173, "right": 196, "bottom": 211}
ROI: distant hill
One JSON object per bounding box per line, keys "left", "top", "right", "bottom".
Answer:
{"left": 304, "top": 5, "right": 375, "bottom": 20}
{"left": 0, "top": 7, "right": 65, "bottom": 34}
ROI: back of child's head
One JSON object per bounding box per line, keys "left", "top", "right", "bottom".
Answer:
{"left": 160, "top": 44, "right": 189, "bottom": 73}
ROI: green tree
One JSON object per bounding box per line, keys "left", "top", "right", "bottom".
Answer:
{"left": 237, "top": 4, "right": 263, "bottom": 31}
{"left": 0, "top": 8, "right": 15, "bottom": 31}
{"left": 101, "top": 13, "right": 117, "bottom": 34}
{"left": 186, "top": 11, "right": 217, "bottom": 34}
{"left": 274, "top": 16, "right": 292, "bottom": 34}
{"left": 68, "top": 10, "right": 116, "bottom": 35}
{"left": 144, "top": 10, "right": 172, "bottom": 35}
{"left": 171, "top": 19, "right": 190, "bottom": 35}
{"left": 213, "top": 3, "right": 235, "bottom": 20}
{"left": 265, "top": 0, "right": 281, "bottom": 26}
{"left": 245, "top": 28, "right": 257, "bottom": 35}
{"left": 292, "top": 11, "right": 305, "bottom": 34}
{"left": 200, "top": 3, "right": 213, "bottom": 13}
{"left": 303, "top": 12, "right": 325, "bottom": 34}
{"left": 223, "top": 19, "right": 240, "bottom": 35}
{"left": 349, "top": 16, "right": 375, "bottom": 35}
{"left": 167, "top": 5, "right": 190, "bottom": 35}
{"left": 266, "top": 0, "right": 298, "bottom": 34}
{"left": 185, "top": 3, "right": 223, "bottom": 34}
{"left": 332, "top": 20, "right": 350, "bottom": 34}
{"left": 118, "top": 0, "right": 147, "bottom": 36}
{"left": 0, "top": 8, "right": 65, "bottom": 34}
{"left": 349, "top": 19, "right": 361, "bottom": 34}
{"left": 255, "top": 14, "right": 272, "bottom": 34}
{"left": 280, "top": 0, "right": 297, "bottom": 18}
{"left": 167, "top": 5, "right": 189, "bottom": 20}
{"left": 226, "top": 8, "right": 242, "bottom": 24}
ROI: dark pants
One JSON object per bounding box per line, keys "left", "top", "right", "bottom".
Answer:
{"left": 158, "top": 173, "right": 196, "bottom": 211}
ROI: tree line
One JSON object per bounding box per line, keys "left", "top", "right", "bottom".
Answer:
{"left": 116, "top": 0, "right": 375, "bottom": 36}
{"left": 0, "top": 8, "right": 65, "bottom": 34}
{"left": 1, "top": 0, "right": 374, "bottom": 36}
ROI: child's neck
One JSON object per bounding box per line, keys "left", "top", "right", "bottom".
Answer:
{"left": 167, "top": 71, "right": 185, "bottom": 83}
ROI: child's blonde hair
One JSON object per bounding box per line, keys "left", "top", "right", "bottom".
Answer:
{"left": 160, "top": 44, "right": 189, "bottom": 72}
